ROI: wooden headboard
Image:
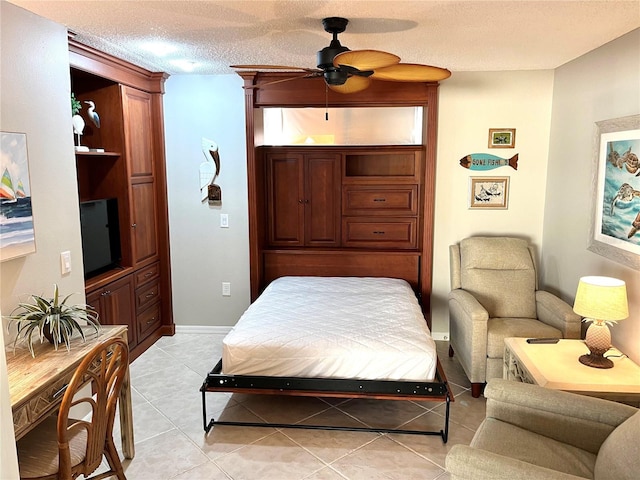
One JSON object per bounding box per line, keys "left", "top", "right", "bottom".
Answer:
{"left": 263, "top": 251, "right": 420, "bottom": 291}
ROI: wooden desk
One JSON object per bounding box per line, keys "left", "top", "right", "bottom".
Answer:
{"left": 504, "top": 337, "right": 640, "bottom": 404}
{"left": 7, "top": 325, "right": 134, "bottom": 458}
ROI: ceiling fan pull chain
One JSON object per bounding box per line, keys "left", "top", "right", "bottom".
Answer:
{"left": 325, "top": 83, "right": 329, "bottom": 121}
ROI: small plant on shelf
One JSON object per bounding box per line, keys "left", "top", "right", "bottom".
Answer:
{"left": 71, "top": 92, "right": 82, "bottom": 115}
{"left": 6, "top": 284, "right": 100, "bottom": 357}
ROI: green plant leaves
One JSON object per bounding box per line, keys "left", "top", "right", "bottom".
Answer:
{"left": 5, "top": 284, "right": 100, "bottom": 357}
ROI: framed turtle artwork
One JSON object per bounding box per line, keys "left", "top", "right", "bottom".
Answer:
{"left": 588, "top": 114, "right": 640, "bottom": 269}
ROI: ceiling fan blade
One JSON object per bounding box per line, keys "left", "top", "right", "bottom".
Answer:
{"left": 333, "top": 50, "right": 400, "bottom": 71}
{"left": 243, "top": 73, "right": 320, "bottom": 90}
{"left": 328, "top": 75, "right": 372, "bottom": 94}
{"left": 371, "top": 63, "right": 452, "bottom": 82}
{"left": 231, "top": 64, "right": 321, "bottom": 74}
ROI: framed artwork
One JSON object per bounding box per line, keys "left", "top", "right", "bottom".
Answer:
{"left": 588, "top": 114, "right": 640, "bottom": 269}
{"left": 0, "top": 131, "right": 36, "bottom": 261}
{"left": 469, "top": 176, "right": 510, "bottom": 209}
{"left": 488, "top": 128, "right": 516, "bottom": 148}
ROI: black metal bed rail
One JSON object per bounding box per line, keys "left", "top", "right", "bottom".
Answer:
{"left": 200, "top": 359, "right": 451, "bottom": 443}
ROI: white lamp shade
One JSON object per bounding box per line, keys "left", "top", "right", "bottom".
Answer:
{"left": 573, "top": 276, "right": 629, "bottom": 321}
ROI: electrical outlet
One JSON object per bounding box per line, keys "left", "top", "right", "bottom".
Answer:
{"left": 60, "top": 251, "right": 72, "bottom": 274}
{"left": 222, "top": 282, "right": 231, "bottom": 296}
{"left": 220, "top": 213, "right": 229, "bottom": 228}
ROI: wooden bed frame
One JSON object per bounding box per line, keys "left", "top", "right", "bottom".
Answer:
{"left": 200, "top": 264, "right": 453, "bottom": 443}
{"left": 200, "top": 73, "right": 451, "bottom": 441}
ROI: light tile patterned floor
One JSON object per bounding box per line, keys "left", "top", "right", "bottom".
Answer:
{"left": 109, "top": 334, "right": 486, "bottom": 480}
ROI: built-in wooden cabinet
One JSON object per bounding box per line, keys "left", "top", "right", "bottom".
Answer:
{"left": 265, "top": 149, "right": 341, "bottom": 247}
{"left": 70, "top": 38, "right": 174, "bottom": 361}
{"left": 260, "top": 144, "right": 424, "bottom": 251}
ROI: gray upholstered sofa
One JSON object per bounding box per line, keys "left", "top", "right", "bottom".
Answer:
{"left": 448, "top": 236, "right": 581, "bottom": 397}
{"left": 445, "top": 379, "right": 639, "bottom": 480}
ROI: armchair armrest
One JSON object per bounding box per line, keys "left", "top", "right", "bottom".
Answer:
{"left": 485, "top": 379, "right": 637, "bottom": 453}
{"left": 446, "top": 444, "right": 586, "bottom": 480}
{"left": 448, "top": 289, "right": 489, "bottom": 323}
{"left": 448, "top": 289, "right": 490, "bottom": 382}
{"left": 535, "top": 290, "right": 581, "bottom": 338}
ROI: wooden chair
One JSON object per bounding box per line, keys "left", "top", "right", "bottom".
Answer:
{"left": 16, "top": 337, "right": 129, "bottom": 480}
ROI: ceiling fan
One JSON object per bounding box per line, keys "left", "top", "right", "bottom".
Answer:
{"left": 231, "top": 17, "right": 451, "bottom": 94}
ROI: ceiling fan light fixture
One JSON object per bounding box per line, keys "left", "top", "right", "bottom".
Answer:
{"left": 323, "top": 68, "right": 348, "bottom": 86}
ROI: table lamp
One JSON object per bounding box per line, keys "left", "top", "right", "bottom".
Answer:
{"left": 573, "top": 276, "right": 629, "bottom": 369}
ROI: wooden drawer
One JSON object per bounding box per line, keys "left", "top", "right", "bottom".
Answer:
{"left": 135, "top": 262, "right": 160, "bottom": 288}
{"left": 137, "top": 303, "right": 161, "bottom": 342}
{"left": 342, "top": 217, "right": 417, "bottom": 249}
{"left": 343, "top": 185, "right": 418, "bottom": 216}
{"left": 136, "top": 279, "right": 160, "bottom": 312}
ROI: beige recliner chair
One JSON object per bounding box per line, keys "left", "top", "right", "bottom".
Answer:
{"left": 448, "top": 237, "right": 581, "bottom": 397}
{"left": 445, "top": 379, "right": 639, "bottom": 480}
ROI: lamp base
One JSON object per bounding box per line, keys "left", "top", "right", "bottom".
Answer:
{"left": 579, "top": 353, "right": 614, "bottom": 369}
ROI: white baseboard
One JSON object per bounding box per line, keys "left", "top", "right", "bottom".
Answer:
{"left": 174, "top": 325, "right": 232, "bottom": 335}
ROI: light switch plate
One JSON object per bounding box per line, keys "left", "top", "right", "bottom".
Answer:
{"left": 60, "top": 251, "right": 72, "bottom": 274}
{"left": 220, "top": 214, "right": 229, "bottom": 228}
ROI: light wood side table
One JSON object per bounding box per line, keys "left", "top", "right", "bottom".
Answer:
{"left": 7, "top": 325, "right": 134, "bottom": 458}
{"left": 503, "top": 337, "right": 640, "bottom": 404}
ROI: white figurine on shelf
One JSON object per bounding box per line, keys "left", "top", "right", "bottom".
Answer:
{"left": 85, "top": 100, "right": 100, "bottom": 128}
{"left": 72, "top": 114, "right": 88, "bottom": 152}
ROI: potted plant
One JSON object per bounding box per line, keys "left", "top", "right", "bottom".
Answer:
{"left": 7, "top": 284, "right": 100, "bottom": 357}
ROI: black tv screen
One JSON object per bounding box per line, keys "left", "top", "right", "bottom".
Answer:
{"left": 79, "top": 198, "right": 121, "bottom": 278}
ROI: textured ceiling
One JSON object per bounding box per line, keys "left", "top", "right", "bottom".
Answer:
{"left": 9, "top": 0, "right": 640, "bottom": 75}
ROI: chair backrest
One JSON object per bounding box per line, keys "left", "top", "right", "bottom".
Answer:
{"left": 451, "top": 237, "right": 538, "bottom": 318}
{"left": 56, "top": 337, "right": 129, "bottom": 478}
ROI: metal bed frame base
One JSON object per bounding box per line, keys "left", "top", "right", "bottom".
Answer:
{"left": 201, "top": 359, "right": 452, "bottom": 443}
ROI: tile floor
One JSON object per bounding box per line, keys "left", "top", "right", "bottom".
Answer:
{"left": 108, "top": 333, "right": 486, "bottom": 480}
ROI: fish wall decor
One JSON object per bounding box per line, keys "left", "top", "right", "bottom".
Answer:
{"left": 460, "top": 153, "right": 518, "bottom": 171}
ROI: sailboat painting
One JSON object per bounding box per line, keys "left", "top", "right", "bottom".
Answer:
{"left": 1, "top": 132, "right": 36, "bottom": 261}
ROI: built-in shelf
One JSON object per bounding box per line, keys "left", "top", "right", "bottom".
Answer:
{"left": 75, "top": 151, "right": 121, "bottom": 157}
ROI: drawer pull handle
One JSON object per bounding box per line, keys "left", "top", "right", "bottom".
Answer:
{"left": 373, "top": 231, "right": 385, "bottom": 235}
{"left": 146, "top": 317, "right": 156, "bottom": 325}
{"left": 52, "top": 384, "right": 68, "bottom": 399}
{"left": 144, "top": 272, "right": 154, "bottom": 278}
{"left": 373, "top": 198, "right": 386, "bottom": 202}
{"left": 145, "top": 292, "right": 155, "bottom": 298}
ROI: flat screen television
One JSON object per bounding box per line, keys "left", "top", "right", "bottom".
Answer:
{"left": 79, "top": 198, "right": 121, "bottom": 278}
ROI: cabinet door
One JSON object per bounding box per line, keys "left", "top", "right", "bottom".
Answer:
{"left": 121, "top": 86, "right": 154, "bottom": 178}
{"left": 87, "top": 276, "right": 136, "bottom": 347}
{"left": 102, "top": 276, "right": 137, "bottom": 347}
{"left": 266, "top": 153, "right": 304, "bottom": 246}
{"left": 305, "top": 154, "right": 341, "bottom": 246}
{"left": 131, "top": 181, "right": 158, "bottom": 265}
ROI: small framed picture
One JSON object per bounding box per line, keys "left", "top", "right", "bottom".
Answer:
{"left": 469, "top": 176, "right": 510, "bottom": 209}
{"left": 488, "top": 128, "right": 516, "bottom": 148}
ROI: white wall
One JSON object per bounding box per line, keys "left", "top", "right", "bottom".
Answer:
{"left": 1, "top": 2, "right": 84, "bottom": 477}
{"left": 163, "top": 75, "right": 250, "bottom": 327}
{"left": 430, "top": 70, "right": 555, "bottom": 336}
{"left": 543, "top": 29, "right": 640, "bottom": 363}
{"left": 0, "top": 2, "right": 85, "bottom": 315}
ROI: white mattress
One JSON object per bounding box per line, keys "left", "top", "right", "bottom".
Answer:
{"left": 222, "top": 276, "right": 437, "bottom": 381}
